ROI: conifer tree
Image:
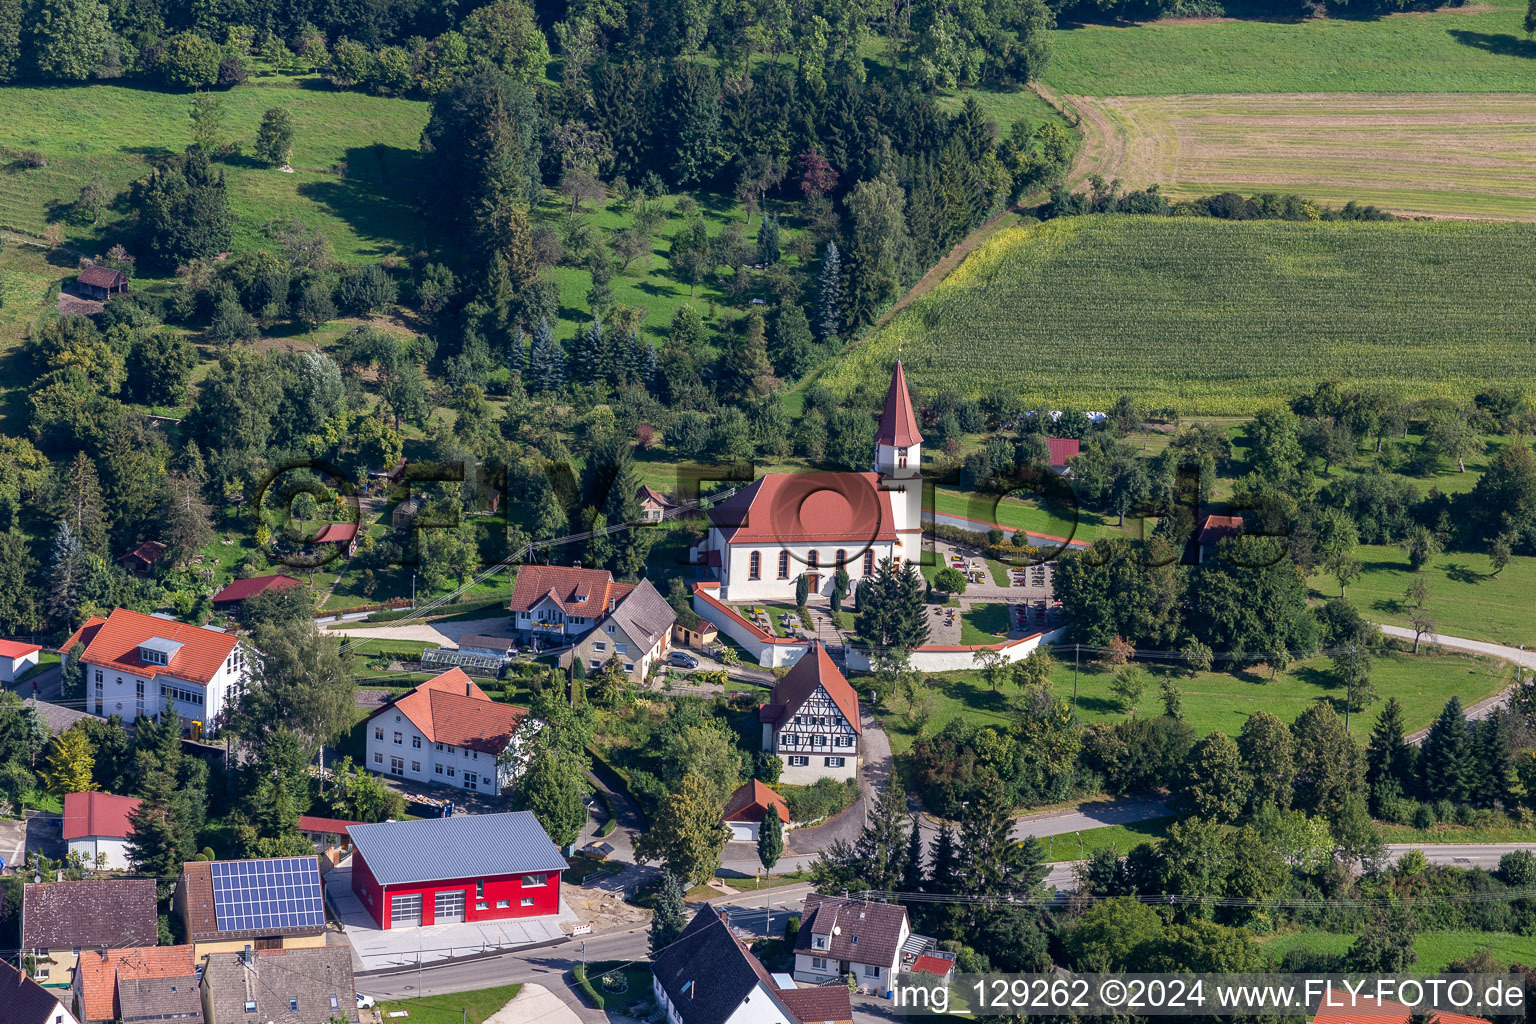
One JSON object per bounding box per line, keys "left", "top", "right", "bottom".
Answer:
{"left": 508, "top": 326, "right": 526, "bottom": 375}
{"left": 757, "top": 212, "right": 781, "bottom": 266}
{"left": 1476, "top": 713, "right": 1514, "bottom": 808}
{"left": 55, "top": 452, "right": 109, "bottom": 557}
{"left": 1365, "top": 697, "right": 1416, "bottom": 792}
{"left": 900, "top": 813, "right": 926, "bottom": 893}
{"left": 528, "top": 317, "right": 564, "bottom": 392}
{"left": 757, "top": 802, "right": 784, "bottom": 871}
{"left": 650, "top": 872, "right": 689, "bottom": 956}
{"left": 817, "top": 240, "right": 842, "bottom": 341}
{"left": 45, "top": 520, "right": 86, "bottom": 629}
{"left": 1420, "top": 697, "right": 1475, "bottom": 804}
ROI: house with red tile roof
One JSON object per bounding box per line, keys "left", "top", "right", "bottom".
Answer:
{"left": 116, "top": 540, "right": 166, "bottom": 576}
{"left": 1198, "top": 513, "right": 1246, "bottom": 563}
{"left": 694, "top": 362, "right": 923, "bottom": 602}
{"left": 508, "top": 564, "right": 635, "bottom": 646}
{"left": 636, "top": 484, "right": 676, "bottom": 522}
{"left": 70, "top": 946, "right": 196, "bottom": 1024}
{"left": 759, "top": 644, "right": 861, "bottom": 785}
{"left": 59, "top": 609, "right": 253, "bottom": 738}
{"left": 362, "top": 668, "right": 531, "bottom": 794}
{"left": 722, "top": 779, "right": 790, "bottom": 842}
{"left": 1310, "top": 991, "right": 1490, "bottom": 1024}
{"left": 1046, "top": 437, "right": 1081, "bottom": 472}
{"left": 311, "top": 522, "right": 360, "bottom": 556}
{"left": 63, "top": 791, "right": 142, "bottom": 871}
{"left": 0, "top": 637, "right": 42, "bottom": 682}
{"left": 210, "top": 574, "right": 301, "bottom": 612}
{"left": 566, "top": 578, "right": 676, "bottom": 684}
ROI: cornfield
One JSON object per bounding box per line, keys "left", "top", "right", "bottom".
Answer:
{"left": 826, "top": 216, "right": 1536, "bottom": 414}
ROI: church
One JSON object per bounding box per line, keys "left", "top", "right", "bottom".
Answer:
{"left": 696, "top": 362, "right": 924, "bottom": 602}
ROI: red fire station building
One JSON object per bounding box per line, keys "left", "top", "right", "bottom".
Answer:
{"left": 347, "top": 811, "right": 567, "bottom": 929}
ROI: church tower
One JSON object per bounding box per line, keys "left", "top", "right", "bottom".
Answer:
{"left": 874, "top": 361, "right": 924, "bottom": 544}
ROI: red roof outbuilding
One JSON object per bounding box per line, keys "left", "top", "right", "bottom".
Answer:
{"left": 296, "top": 814, "right": 363, "bottom": 835}
{"left": 0, "top": 638, "right": 41, "bottom": 660}
{"left": 212, "top": 574, "right": 302, "bottom": 604}
{"left": 313, "top": 523, "right": 359, "bottom": 544}
{"left": 722, "top": 780, "right": 789, "bottom": 825}
{"left": 62, "top": 790, "right": 142, "bottom": 841}
{"left": 1046, "top": 437, "right": 1081, "bottom": 466}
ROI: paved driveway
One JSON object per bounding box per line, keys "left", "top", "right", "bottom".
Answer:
{"left": 320, "top": 616, "right": 516, "bottom": 649}
{"left": 325, "top": 864, "right": 577, "bottom": 972}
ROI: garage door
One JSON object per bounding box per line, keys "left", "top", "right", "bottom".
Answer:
{"left": 729, "top": 822, "right": 755, "bottom": 842}
{"left": 390, "top": 893, "right": 421, "bottom": 927}
{"left": 434, "top": 890, "right": 465, "bottom": 924}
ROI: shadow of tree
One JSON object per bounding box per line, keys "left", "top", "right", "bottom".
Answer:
{"left": 1445, "top": 562, "right": 1485, "bottom": 585}
{"left": 1293, "top": 664, "right": 1338, "bottom": 691}
{"left": 1448, "top": 29, "right": 1536, "bottom": 59}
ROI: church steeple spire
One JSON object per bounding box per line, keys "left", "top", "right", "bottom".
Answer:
{"left": 876, "top": 360, "right": 923, "bottom": 448}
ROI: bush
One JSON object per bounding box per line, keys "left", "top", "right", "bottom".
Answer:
{"left": 573, "top": 965, "right": 605, "bottom": 1010}
{"left": 781, "top": 778, "right": 857, "bottom": 823}
{"left": 1413, "top": 803, "right": 1437, "bottom": 829}
{"left": 158, "top": 32, "right": 223, "bottom": 88}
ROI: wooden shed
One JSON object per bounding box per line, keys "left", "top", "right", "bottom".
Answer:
{"left": 77, "top": 264, "right": 129, "bottom": 301}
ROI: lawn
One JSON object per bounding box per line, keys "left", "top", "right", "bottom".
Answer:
{"left": 933, "top": 485, "right": 1117, "bottom": 544}
{"left": 1038, "top": 817, "right": 1172, "bottom": 861}
{"left": 1310, "top": 547, "right": 1536, "bottom": 648}
{"left": 1064, "top": 92, "right": 1536, "bottom": 221}
{"left": 1260, "top": 930, "right": 1536, "bottom": 971}
{"left": 374, "top": 983, "right": 523, "bottom": 1024}
{"left": 1043, "top": 0, "right": 1536, "bottom": 95}
{"left": 825, "top": 216, "right": 1536, "bottom": 414}
{"left": 537, "top": 189, "right": 803, "bottom": 347}
{"left": 880, "top": 648, "right": 1512, "bottom": 756}
{"left": 960, "top": 602, "right": 1013, "bottom": 644}
{"left": 0, "top": 76, "right": 430, "bottom": 262}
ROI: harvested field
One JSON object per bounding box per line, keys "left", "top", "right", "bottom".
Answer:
{"left": 1062, "top": 92, "right": 1536, "bottom": 220}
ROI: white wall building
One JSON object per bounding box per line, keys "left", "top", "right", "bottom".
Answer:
{"left": 0, "top": 639, "right": 41, "bottom": 683}
{"left": 759, "top": 644, "right": 861, "bottom": 786}
{"left": 61, "top": 608, "right": 252, "bottom": 738}
{"left": 363, "top": 668, "right": 532, "bottom": 795}
{"left": 62, "top": 791, "right": 141, "bottom": 872}
{"left": 792, "top": 895, "right": 916, "bottom": 993}
{"left": 695, "top": 362, "right": 925, "bottom": 602}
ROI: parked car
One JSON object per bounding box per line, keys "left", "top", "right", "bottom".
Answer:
{"left": 668, "top": 652, "right": 699, "bottom": 668}
{"left": 357, "top": 993, "right": 376, "bottom": 1009}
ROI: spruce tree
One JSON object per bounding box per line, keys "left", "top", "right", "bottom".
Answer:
{"left": 508, "top": 326, "right": 526, "bottom": 375}
{"left": 55, "top": 452, "right": 109, "bottom": 556}
{"left": 757, "top": 803, "right": 784, "bottom": 871}
{"left": 1365, "top": 697, "right": 1416, "bottom": 791}
{"left": 1475, "top": 713, "right": 1514, "bottom": 808}
{"left": 1420, "top": 697, "right": 1474, "bottom": 804}
{"left": 528, "top": 317, "right": 564, "bottom": 392}
{"left": 900, "top": 814, "right": 926, "bottom": 894}
{"left": 757, "top": 213, "right": 781, "bottom": 266}
{"left": 650, "top": 872, "right": 689, "bottom": 956}
{"left": 45, "top": 520, "right": 85, "bottom": 629}
{"left": 574, "top": 315, "right": 603, "bottom": 384}
{"left": 928, "top": 823, "right": 956, "bottom": 894}
{"left": 854, "top": 781, "right": 909, "bottom": 895}
{"left": 816, "top": 240, "right": 842, "bottom": 341}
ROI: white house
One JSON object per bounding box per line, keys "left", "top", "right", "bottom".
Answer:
{"left": 0, "top": 639, "right": 41, "bottom": 683}
{"left": 1, "top": 956, "right": 82, "bottom": 1024}
{"left": 652, "top": 907, "right": 804, "bottom": 1024}
{"left": 793, "top": 894, "right": 920, "bottom": 992}
{"left": 759, "top": 644, "right": 861, "bottom": 786}
{"left": 566, "top": 578, "right": 676, "bottom": 684}
{"left": 363, "top": 667, "right": 531, "bottom": 794}
{"left": 63, "top": 791, "right": 141, "bottom": 871}
{"left": 695, "top": 361, "right": 924, "bottom": 602}
{"left": 508, "top": 564, "right": 636, "bottom": 646}
{"left": 60, "top": 608, "right": 252, "bottom": 738}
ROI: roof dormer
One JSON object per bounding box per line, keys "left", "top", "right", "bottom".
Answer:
{"left": 138, "top": 637, "right": 183, "bottom": 667}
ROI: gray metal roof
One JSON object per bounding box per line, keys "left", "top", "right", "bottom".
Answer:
{"left": 347, "top": 811, "right": 568, "bottom": 887}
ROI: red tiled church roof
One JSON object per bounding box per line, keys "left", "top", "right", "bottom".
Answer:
{"left": 876, "top": 361, "right": 923, "bottom": 448}
{"left": 708, "top": 473, "right": 895, "bottom": 546}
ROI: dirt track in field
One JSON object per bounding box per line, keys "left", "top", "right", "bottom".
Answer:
{"left": 1047, "top": 91, "right": 1536, "bottom": 220}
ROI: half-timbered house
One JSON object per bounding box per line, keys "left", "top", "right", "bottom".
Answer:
{"left": 758, "top": 644, "right": 861, "bottom": 785}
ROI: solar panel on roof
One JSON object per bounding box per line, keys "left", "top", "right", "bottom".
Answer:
{"left": 209, "top": 858, "right": 324, "bottom": 933}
